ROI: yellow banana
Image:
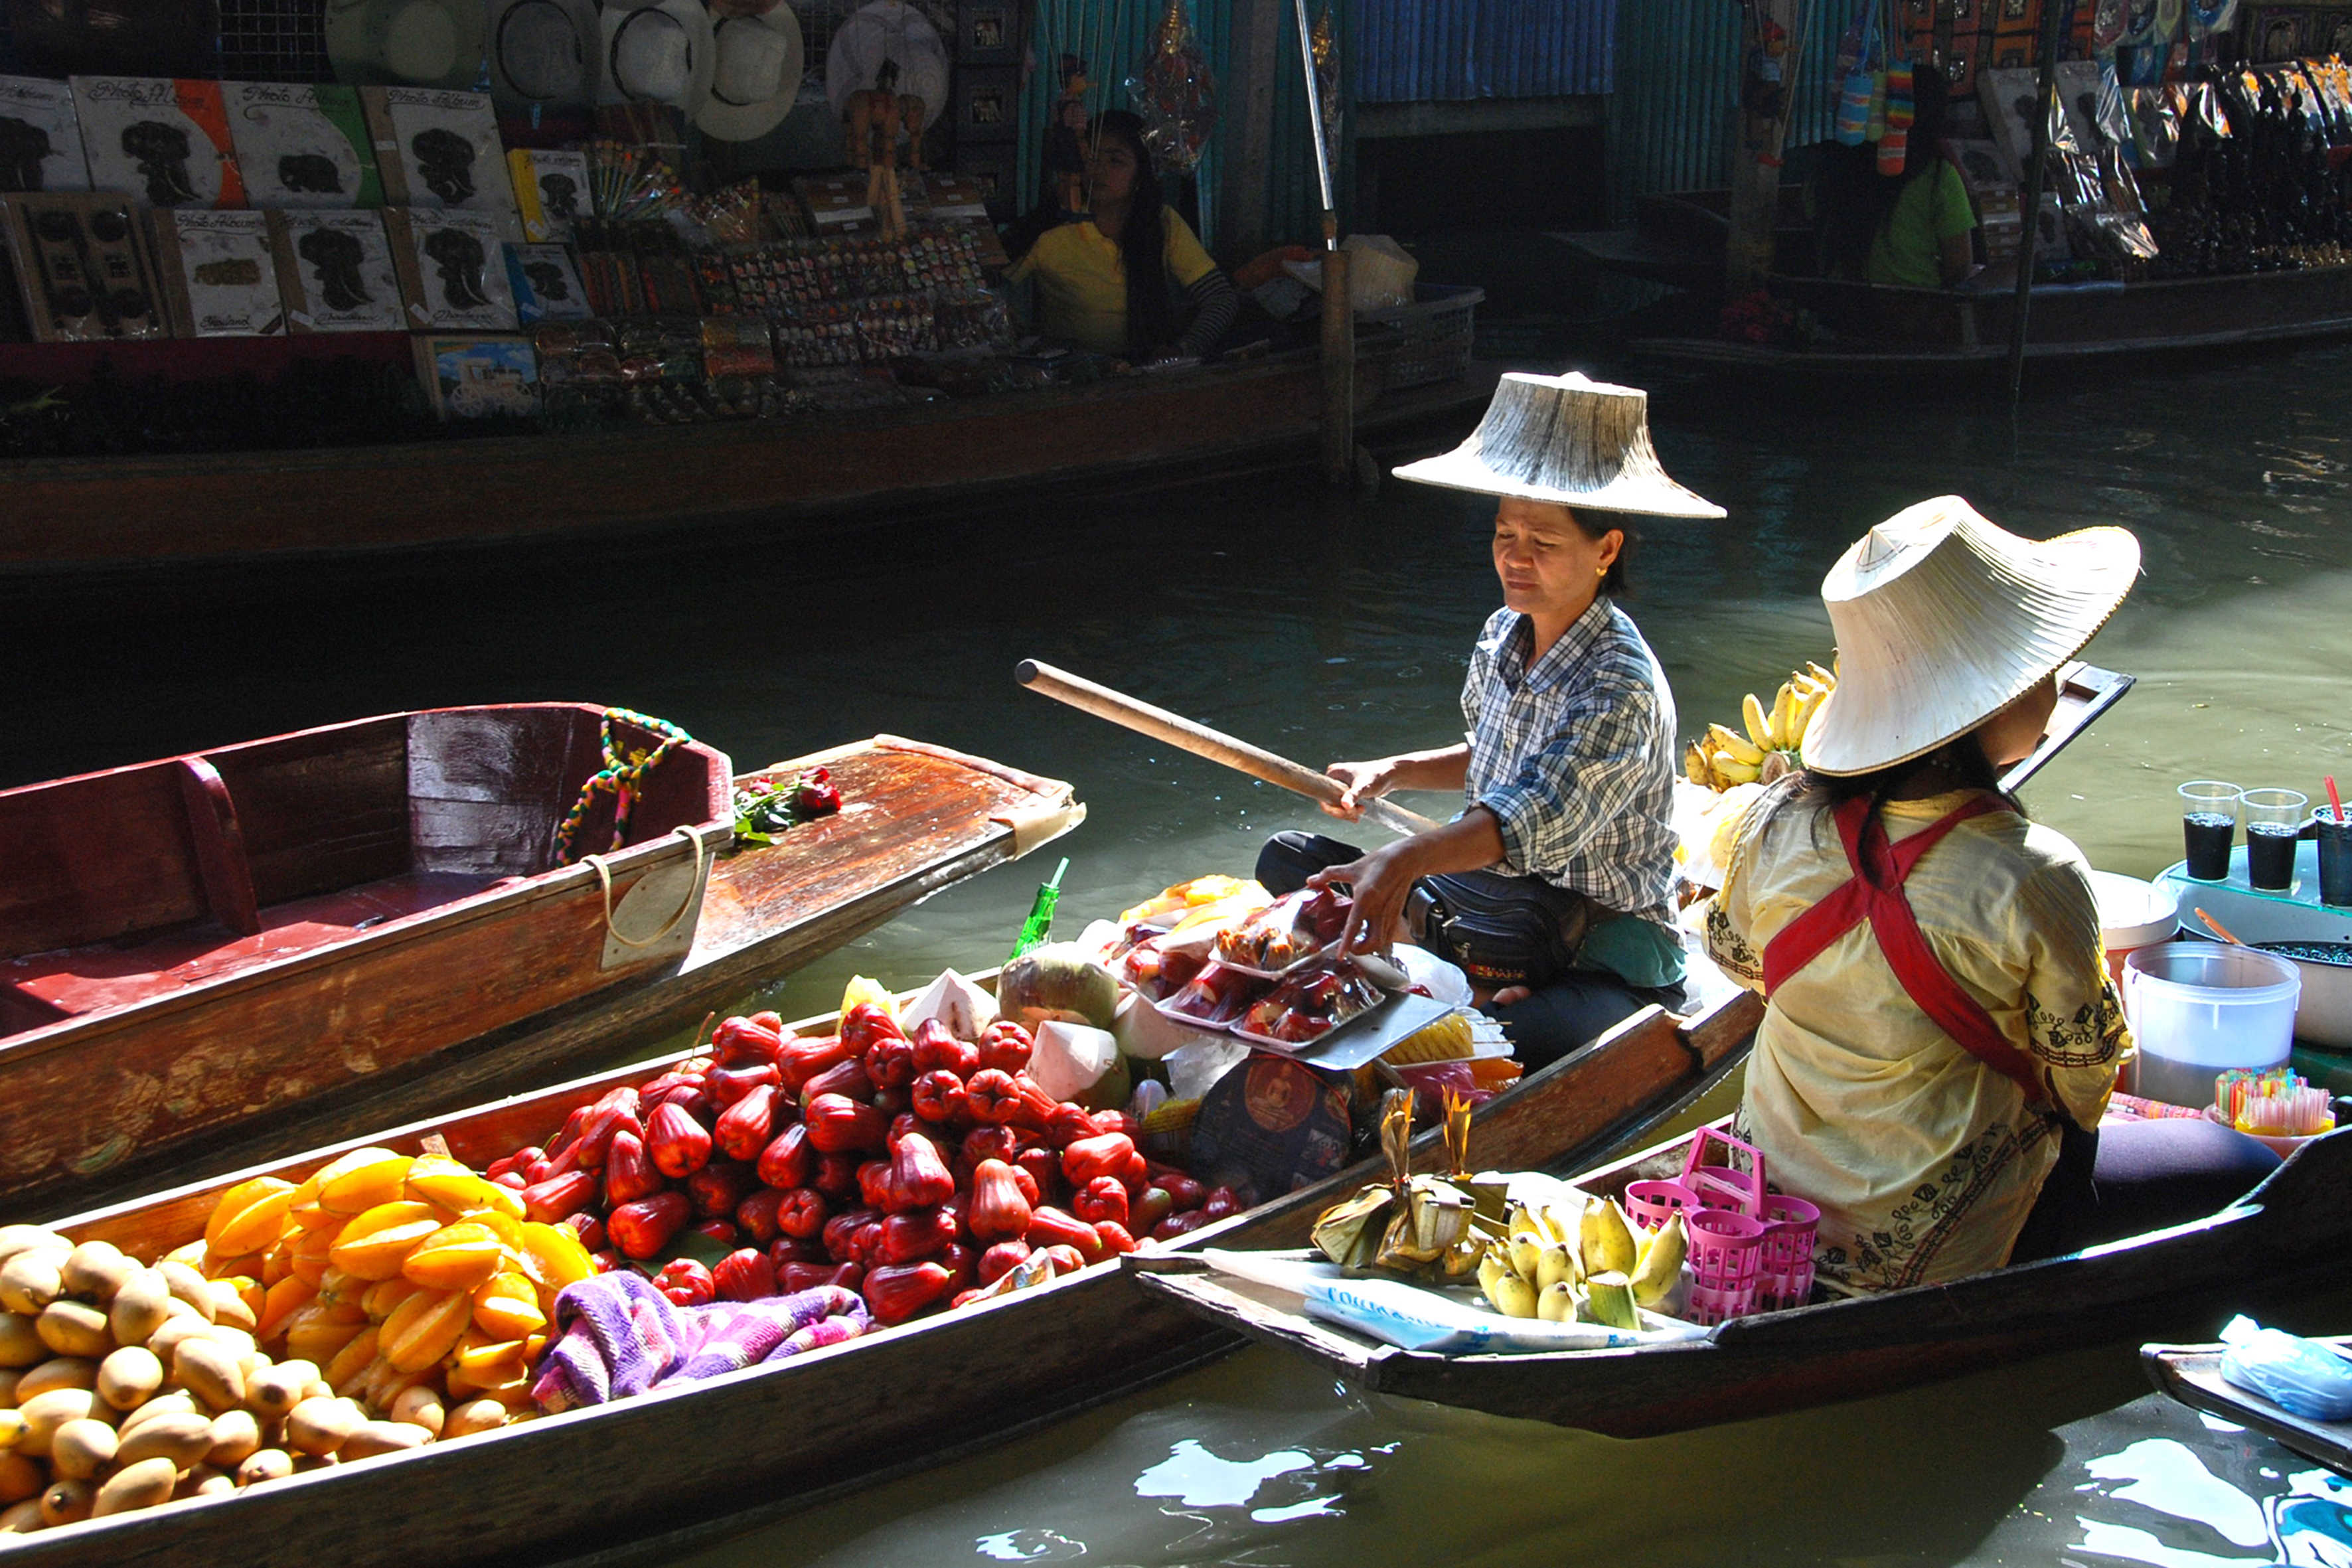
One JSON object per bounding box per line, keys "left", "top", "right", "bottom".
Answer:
{"left": 1707, "top": 724, "right": 1764, "bottom": 767}
{"left": 1710, "top": 753, "right": 1762, "bottom": 786}
{"left": 1490, "top": 1273, "right": 1539, "bottom": 1320}
{"left": 1810, "top": 659, "right": 1837, "bottom": 686}
{"left": 1537, "top": 1281, "right": 1579, "bottom": 1323}
{"left": 1506, "top": 1231, "right": 1547, "bottom": 1283}
{"left": 1628, "top": 1213, "right": 1687, "bottom": 1309}
{"left": 1684, "top": 742, "right": 1715, "bottom": 789}
{"left": 1742, "top": 693, "right": 1772, "bottom": 750}
{"left": 1579, "top": 1196, "right": 1638, "bottom": 1277}
{"left": 1767, "top": 684, "right": 1796, "bottom": 751}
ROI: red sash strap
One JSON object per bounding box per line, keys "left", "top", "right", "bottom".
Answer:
{"left": 1760, "top": 794, "right": 2048, "bottom": 1103}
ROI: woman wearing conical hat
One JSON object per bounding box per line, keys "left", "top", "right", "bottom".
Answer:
{"left": 1259, "top": 372, "right": 1724, "bottom": 1067}
{"left": 1703, "top": 500, "right": 2276, "bottom": 1295}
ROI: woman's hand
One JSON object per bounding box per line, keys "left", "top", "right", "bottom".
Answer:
{"left": 1322, "top": 759, "right": 1398, "bottom": 821}
{"left": 1308, "top": 838, "right": 1423, "bottom": 953}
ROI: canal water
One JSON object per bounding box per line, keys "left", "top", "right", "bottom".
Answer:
{"left": 13, "top": 342, "right": 2352, "bottom": 1565}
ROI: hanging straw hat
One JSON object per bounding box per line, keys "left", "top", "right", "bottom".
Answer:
{"left": 694, "top": 6, "right": 806, "bottom": 141}
{"left": 489, "top": 0, "right": 604, "bottom": 112}
{"left": 1801, "top": 496, "right": 2140, "bottom": 777}
{"left": 324, "top": 0, "right": 489, "bottom": 88}
{"left": 598, "top": 0, "right": 715, "bottom": 117}
{"left": 1391, "top": 370, "right": 1725, "bottom": 520}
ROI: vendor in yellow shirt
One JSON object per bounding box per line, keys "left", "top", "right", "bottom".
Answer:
{"left": 1703, "top": 498, "right": 2278, "bottom": 1294}
{"left": 1006, "top": 110, "right": 1238, "bottom": 360}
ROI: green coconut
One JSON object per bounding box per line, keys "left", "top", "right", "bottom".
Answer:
{"left": 996, "top": 943, "right": 1121, "bottom": 1032}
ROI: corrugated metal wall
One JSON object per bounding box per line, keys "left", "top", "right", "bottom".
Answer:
{"left": 1606, "top": 0, "right": 1848, "bottom": 218}
{"left": 1348, "top": 0, "right": 1614, "bottom": 102}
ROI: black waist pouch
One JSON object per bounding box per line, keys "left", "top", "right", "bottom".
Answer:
{"left": 1406, "top": 870, "right": 1595, "bottom": 989}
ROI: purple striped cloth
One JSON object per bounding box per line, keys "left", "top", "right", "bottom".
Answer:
{"left": 532, "top": 1273, "right": 870, "bottom": 1413}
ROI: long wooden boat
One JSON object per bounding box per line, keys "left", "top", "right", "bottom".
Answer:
{"left": 1131, "top": 1121, "right": 2352, "bottom": 1439}
{"left": 0, "top": 990, "right": 1759, "bottom": 1567}
{"left": 2142, "top": 1334, "right": 2352, "bottom": 1474}
{"left": 1558, "top": 189, "right": 2352, "bottom": 380}
{"left": 0, "top": 720, "right": 1082, "bottom": 1217}
{"left": 0, "top": 351, "right": 1498, "bottom": 579}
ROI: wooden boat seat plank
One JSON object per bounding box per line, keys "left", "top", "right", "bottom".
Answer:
{"left": 1, "top": 868, "right": 514, "bottom": 1020}
{"left": 2143, "top": 1338, "right": 2352, "bottom": 1474}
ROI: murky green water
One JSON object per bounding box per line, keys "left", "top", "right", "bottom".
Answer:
{"left": 12, "top": 343, "right": 2352, "bottom": 1565}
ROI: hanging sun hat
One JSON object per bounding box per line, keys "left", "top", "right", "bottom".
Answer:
{"left": 1391, "top": 371, "right": 1727, "bottom": 520}
{"left": 1800, "top": 495, "right": 2141, "bottom": 777}
{"left": 694, "top": 5, "right": 806, "bottom": 142}
{"left": 489, "top": 0, "right": 603, "bottom": 112}
{"left": 598, "top": 0, "right": 715, "bottom": 117}
{"left": 324, "top": 0, "right": 489, "bottom": 89}
{"left": 823, "top": 0, "right": 949, "bottom": 123}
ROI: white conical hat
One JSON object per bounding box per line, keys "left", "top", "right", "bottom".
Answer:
{"left": 1801, "top": 496, "right": 2141, "bottom": 777}
{"left": 1391, "top": 370, "right": 1725, "bottom": 520}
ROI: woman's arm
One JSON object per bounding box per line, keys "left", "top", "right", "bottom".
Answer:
{"left": 1172, "top": 269, "right": 1238, "bottom": 358}
{"left": 1309, "top": 806, "right": 1508, "bottom": 953}
{"left": 1322, "top": 744, "right": 1472, "bottom": 819}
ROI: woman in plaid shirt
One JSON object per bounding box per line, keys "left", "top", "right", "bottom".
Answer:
{"left": 1259, "top": 372, "right": 1725, "bottom": 1065}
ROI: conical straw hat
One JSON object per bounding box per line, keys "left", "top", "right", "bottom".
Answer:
{"left": 1392, "top": 371, "right": 1725, "bottom": 519}
{"left": 1801, "top": 496, "right": 2140, "bottom": 777}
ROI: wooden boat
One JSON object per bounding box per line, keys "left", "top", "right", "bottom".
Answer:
{"left": 0, "top": 990, "right": 1759, "bottom": 1567}
{"left": 2142, "top": 1334, "right": 2352, "bottom": 1475}
{"left": 0, "top": 718, "right": 1082, "bottom": 1217}
{"left": 0, "top": 351, "right": 1498, "bottom": 578}
{"left": 1556, "top": 189, "right": 2352, "bottom": 381}
{"left": 1131, "top": 1121, "right": 2352, "bottom": 1439}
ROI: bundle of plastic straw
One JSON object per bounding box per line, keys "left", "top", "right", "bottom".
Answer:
{"left": 2215, "top": 1067, "right": 2332, "bottom": 1135}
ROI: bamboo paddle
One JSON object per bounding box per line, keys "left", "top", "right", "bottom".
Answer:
{"left": 1016, "top": 659, "right": 1439, "bottom": 840}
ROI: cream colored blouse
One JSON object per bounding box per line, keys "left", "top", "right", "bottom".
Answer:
{"left": 1703, "top": 781, "right": 2132, "bottom": 1294}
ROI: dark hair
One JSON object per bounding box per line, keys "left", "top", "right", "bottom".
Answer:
{"left": 1565, "top": 507, "right": 1636, "bottom": 598}
{"left": 1798, "top": 730, "right": 2023, "bottom": 844}
{"left": 1089, "top": 110, "right": 1175, "bottom": 352}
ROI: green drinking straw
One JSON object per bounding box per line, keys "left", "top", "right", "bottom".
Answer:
{"left": 1008, "top": 857, "right": 1070, "bottom": 962}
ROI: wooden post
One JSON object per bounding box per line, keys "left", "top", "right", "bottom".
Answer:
{"left": 2005, "top": 0, "right": 2071, "bottom": 404}
{"left": 1293, "top": 0, "right": 1351, "bottom": 485}
{"left": 1219, "top": 0, "right": 1283, "bottom": 260}
{"left": 1319, "top": 243, "right": 1354, "bottom": 485}
{"left": 1725, "top": 0, "right": 1807, "bottom": 295}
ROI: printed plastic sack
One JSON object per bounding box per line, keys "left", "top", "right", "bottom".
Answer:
{"left": 2218, "top": 1314, "right": 2352, "bottom": 1421}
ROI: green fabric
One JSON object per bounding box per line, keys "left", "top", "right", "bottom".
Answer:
{"left": 1865, "top": 160, "right": 1976, "bottom": 287}
{"left": 1581, "top": 910, "right": 1687, "bottom": 990}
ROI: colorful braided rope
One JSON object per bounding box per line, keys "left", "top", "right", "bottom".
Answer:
{"left": 552, "top": 708, "right": 696, "bottom": 865}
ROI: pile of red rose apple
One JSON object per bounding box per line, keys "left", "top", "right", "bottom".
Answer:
{"left": 489, "top": 1002, "right": 1237, "bottom": 1328}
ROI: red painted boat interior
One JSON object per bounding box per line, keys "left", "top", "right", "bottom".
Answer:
{"left": 0, "top": 706, "right": 730, "bottom": 1039}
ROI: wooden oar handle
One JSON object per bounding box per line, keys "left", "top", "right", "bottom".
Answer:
{"left": 1016, "top": 660, "right": 1439, "bottom": 839}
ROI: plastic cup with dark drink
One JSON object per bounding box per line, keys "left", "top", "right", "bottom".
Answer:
{"left": 2242, "top": 788, "right": 2308, "bottom": 894}
{"left": 2317, "top": 806, "right": 2352, "bottom": 907}
{"left": 2179, "top": 781, "right": 2242, "bottom": 882}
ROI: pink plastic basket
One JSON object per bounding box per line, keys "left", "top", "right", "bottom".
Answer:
{"left": 1684, "top": 1209, "right": 1765, "bottom": 1327}
{"left": 1679, "top": 1126, "right": 1767, "bottom": 1218}
{"left": 1755, "top": 1194, "right": 1820, "bottom": 1311}
{"left": 1623, "top": 1178, "right": 1701, "bottom": 1232}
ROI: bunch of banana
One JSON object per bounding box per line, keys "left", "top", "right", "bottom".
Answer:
{"left": 1475, "top": 1194, "right": 1689, "bottom": 1327}
{"left": 1684, "top": 661, "right": 1838, "bottom": 792}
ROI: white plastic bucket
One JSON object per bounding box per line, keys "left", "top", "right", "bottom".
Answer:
{"left": 2120, "top": 943, "right": 2300, "bottom": 1109}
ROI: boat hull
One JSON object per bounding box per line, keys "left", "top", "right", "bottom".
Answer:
{"left": 0, "top": 357, "right": 1498, "bottom": 577}
{"left": 1133, "top": 1125, "right": 2352, "bottom": 1439}
{"left": 0, "top": 991, "right": 1757, "bottom": 1567}
{"left": 8, "top": 736, "right": 1081, "bottom": 1218}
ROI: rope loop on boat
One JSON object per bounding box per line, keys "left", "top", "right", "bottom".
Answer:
{"left": 554, "top": 708, "right": 696, "bottom": 864}
{"left": 588, "top": 826, "right": 709, "bottom": 949}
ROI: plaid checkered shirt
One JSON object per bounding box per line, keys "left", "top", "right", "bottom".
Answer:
{"left": 1460, "top": 596, "right": 1681, "bottom": 933}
